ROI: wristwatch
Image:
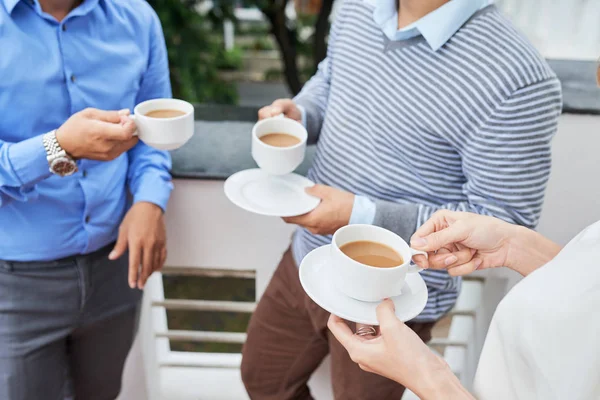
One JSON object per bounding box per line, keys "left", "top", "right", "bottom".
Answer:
{"left": 43, "top": 130, "right": 78, "bottom": 177}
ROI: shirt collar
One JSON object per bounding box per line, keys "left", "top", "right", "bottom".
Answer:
{"left": 3, "top": 0, "right": 21, "bottom": 14}
{"left": 3, "top": 0, "right": 99, "bottom": 16}
{"left": 374, "top": 0, "right": 492, "bottom": 51}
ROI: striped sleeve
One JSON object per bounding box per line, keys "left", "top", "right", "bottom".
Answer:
{"left": 417, "top": 77, "right": 563, "bottom": 230}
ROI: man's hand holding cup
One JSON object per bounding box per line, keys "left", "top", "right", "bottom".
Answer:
{"left": 56, "top": 107, "right": 138, "bottom": 161}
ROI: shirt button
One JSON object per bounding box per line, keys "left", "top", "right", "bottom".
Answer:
{"left": 62, "top": 24, "right": 67, "bottom": 31}
{"left": 82, "top": 170, "right": 87, "bottom": 178}
{"left": 70, "top": 75, "right": 76, "bottom": 83}
{"left": 85, "top": 215, "right": 90, "bottom": 223}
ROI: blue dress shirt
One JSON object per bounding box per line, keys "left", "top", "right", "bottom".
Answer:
{"left": 0, "top": 0, "right": 173, "bottom": 261}
{"left": 347, "top": 0, "right": 492, "bottom": 224}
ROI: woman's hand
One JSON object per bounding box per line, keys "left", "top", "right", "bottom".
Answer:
{"left": 328, "top": 300, "right": 474, "bottom": 400}
{"left": 410, "top": 211, "right": 514, "bottom": 276}
{"left": 410, "top": 210, "right": 561, "bottom": 277}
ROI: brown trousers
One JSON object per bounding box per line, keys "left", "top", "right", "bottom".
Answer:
{"left": 241, "top": 249, "right": 435, "bottom": 400}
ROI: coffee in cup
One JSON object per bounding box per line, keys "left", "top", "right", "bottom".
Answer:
{"left": 144, "top": 109, "right": 187, "bottom": 119}
{"left": 259, "top": 133, "right": 301, "bottom": 148}
{"left": 331, "top": 225, "right": 427, "bottom": 302}
{"left": 131, "top": 99, "right": 195, "bottom": 151}
{"left": 252, "top": 116, "right": 307, "bottom": 175}
{"left": 339, "top": 240, "right": 404, "bottom": 268}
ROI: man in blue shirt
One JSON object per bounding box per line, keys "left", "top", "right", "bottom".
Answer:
{"left": 0, "top": 0, "right": 173, "bottom": 398}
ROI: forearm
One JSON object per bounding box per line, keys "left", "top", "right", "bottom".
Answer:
{"left": 127, "top": 143, "right": 173, "bottom": 212}
{"left": 419, "top": 369, "right": 475, "bottom": 400}
{"left": 506, "top": 225, "right": 562, "bottom": 276}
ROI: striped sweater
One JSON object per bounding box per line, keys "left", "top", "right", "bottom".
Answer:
{"left": 292, "top": 2, "right": 562, "bottom": 321}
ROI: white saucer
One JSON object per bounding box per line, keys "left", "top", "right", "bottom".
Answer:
{"left": 299, "top": 245, "right": 429, "bottom": 325}
{"left": 224, "top": 169, "right": 320, "bottom": 217}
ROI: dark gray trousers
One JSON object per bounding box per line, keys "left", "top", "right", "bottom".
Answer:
{"left": 0, "top": 244, "right": 142, "bottom": 400}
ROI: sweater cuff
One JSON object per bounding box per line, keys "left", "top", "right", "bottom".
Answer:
{"left": 372, "top": 200, "right": 420, "bottom": 242}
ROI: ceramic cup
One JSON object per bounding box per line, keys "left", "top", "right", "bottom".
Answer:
{"left": 131, "top": 98, "right": 195, "bottom": 151}
{"left": 251, "top": 116, "right": 308, "bottom": 175}
{"left": 330, "top": 224, "right": 428, "bottom": 302}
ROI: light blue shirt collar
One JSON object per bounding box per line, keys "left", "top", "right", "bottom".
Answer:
{"left": 3, "top": 0, "right": 98, "bottom": 17}
{"left": 373, "top": 0, "right": 492, "bottom": 51}
{"left": 3, "top": 0, "right": 21, "bottom": 13}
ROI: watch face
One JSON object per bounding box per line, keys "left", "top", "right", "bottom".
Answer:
{"left": 50, "top": 157, "right": 78, "bottom": 177}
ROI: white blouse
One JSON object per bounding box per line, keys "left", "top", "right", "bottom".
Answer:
{"left": 474, "top": 221, "right": 600, "bottom": 400}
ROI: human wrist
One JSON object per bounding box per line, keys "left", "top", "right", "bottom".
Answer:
{"left": 506, "top": 225, "right": 561, "bottom": 276}
{"left": 55, "top": 127, "right": 79, "bottom": 159}
{"left": 133, "top": 200, "right": 164, "bottom": 215}
{"left": 413, "top": 358, "right": 471, "bottom": 400}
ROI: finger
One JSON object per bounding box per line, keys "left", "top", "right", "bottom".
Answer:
{"left": 84, "top": 108, "right": 123, "bottom": 124}
{"left": 355, "top": 324, "right": 378, "bottom": 337}
{"left": 128, "top": 242, "right": 141, "bottom": 289}
{"left": 427, "top": 247, "right": 474, "bottom": 270}
{"left": 138, "top": 244, "right": 154, "bottom": 289}
{"left": 328, "top": 314, "right": 360, "bottom": 350}
{"left": 258, "top": 106, "right": 276, "bottom": 120}
{"left": 109, "top": 228, "right": 128, "bottom": 261}
{"left": 282, "top": 213, "right": 312, "bottom": 226}
{"left": 447, "top": 258, "right": 483, "bottom": 277}
{"left": 118, "top": 108, "right": 131, "bottom": 116}
{"left": 120, "top": 117, "right": 137, "bottom": 136}
{"left": 412, "top": 254, "right": 429, "bottom": 269}
{"left": 271, "top": 98, "right": 294, "bottom": 115}
{"left": 411, "top": 222, "right": 469, "bottom": 253}
{"left": 411, "top": 210, "right": 459, "bottom": 243}
{"left": 376, "top": 299, "right": 402, "bottom": 335}
{"left": 305, "top": 184, "right": 329, "bottom": 199}
{"left": 94, "top": 120, "right": 137, "bottom": 141}
{"left": 158, "top": 247, "right": 167, "bottom": 271}
{"left": 152, "top": 242, "right": 164, "bottom": 273}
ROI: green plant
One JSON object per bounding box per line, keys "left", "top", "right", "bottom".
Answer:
{"left": 216, "top": 46, "right": 244, "bottom": 70}
{"left": 246, "top": 37, "right": 276, "bottom": 51}
{"left": 247, "top": 0, "right": 335, "bottom": 95}
{"left": 149, "top": 0, "right": 238, "bottom": 104}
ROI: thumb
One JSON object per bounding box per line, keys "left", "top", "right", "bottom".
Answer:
{"left": 376, "top": 299, "right": 400, "bottom": 335}
{"left": 411, "top": 223, "right": 467, "bottom": 253}
{"left": 305, "top": 184, "right": 328, "bottom": 199}
{"left": 109, "top": 228, "right": 128, "bottom": 260}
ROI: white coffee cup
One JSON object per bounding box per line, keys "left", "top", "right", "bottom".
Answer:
{"left": 330, "top": 225, "right": 428, "bottom": 302}
{"left": 251, "top": 116, "right": 308, "bottom": 175}
{"left": 131, "top": 98, "right": 195, "bottom": 151}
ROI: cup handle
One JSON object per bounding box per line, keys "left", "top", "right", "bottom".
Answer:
{"left": 408, "top": 248, "right": 428, "bottom": 273}
{"left": 127, "top": 114, "right": 139, "bottom": 136}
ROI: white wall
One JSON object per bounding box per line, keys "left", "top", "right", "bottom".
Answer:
{"left": 537, "top": 114, "right": 600, "bottom": 245}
